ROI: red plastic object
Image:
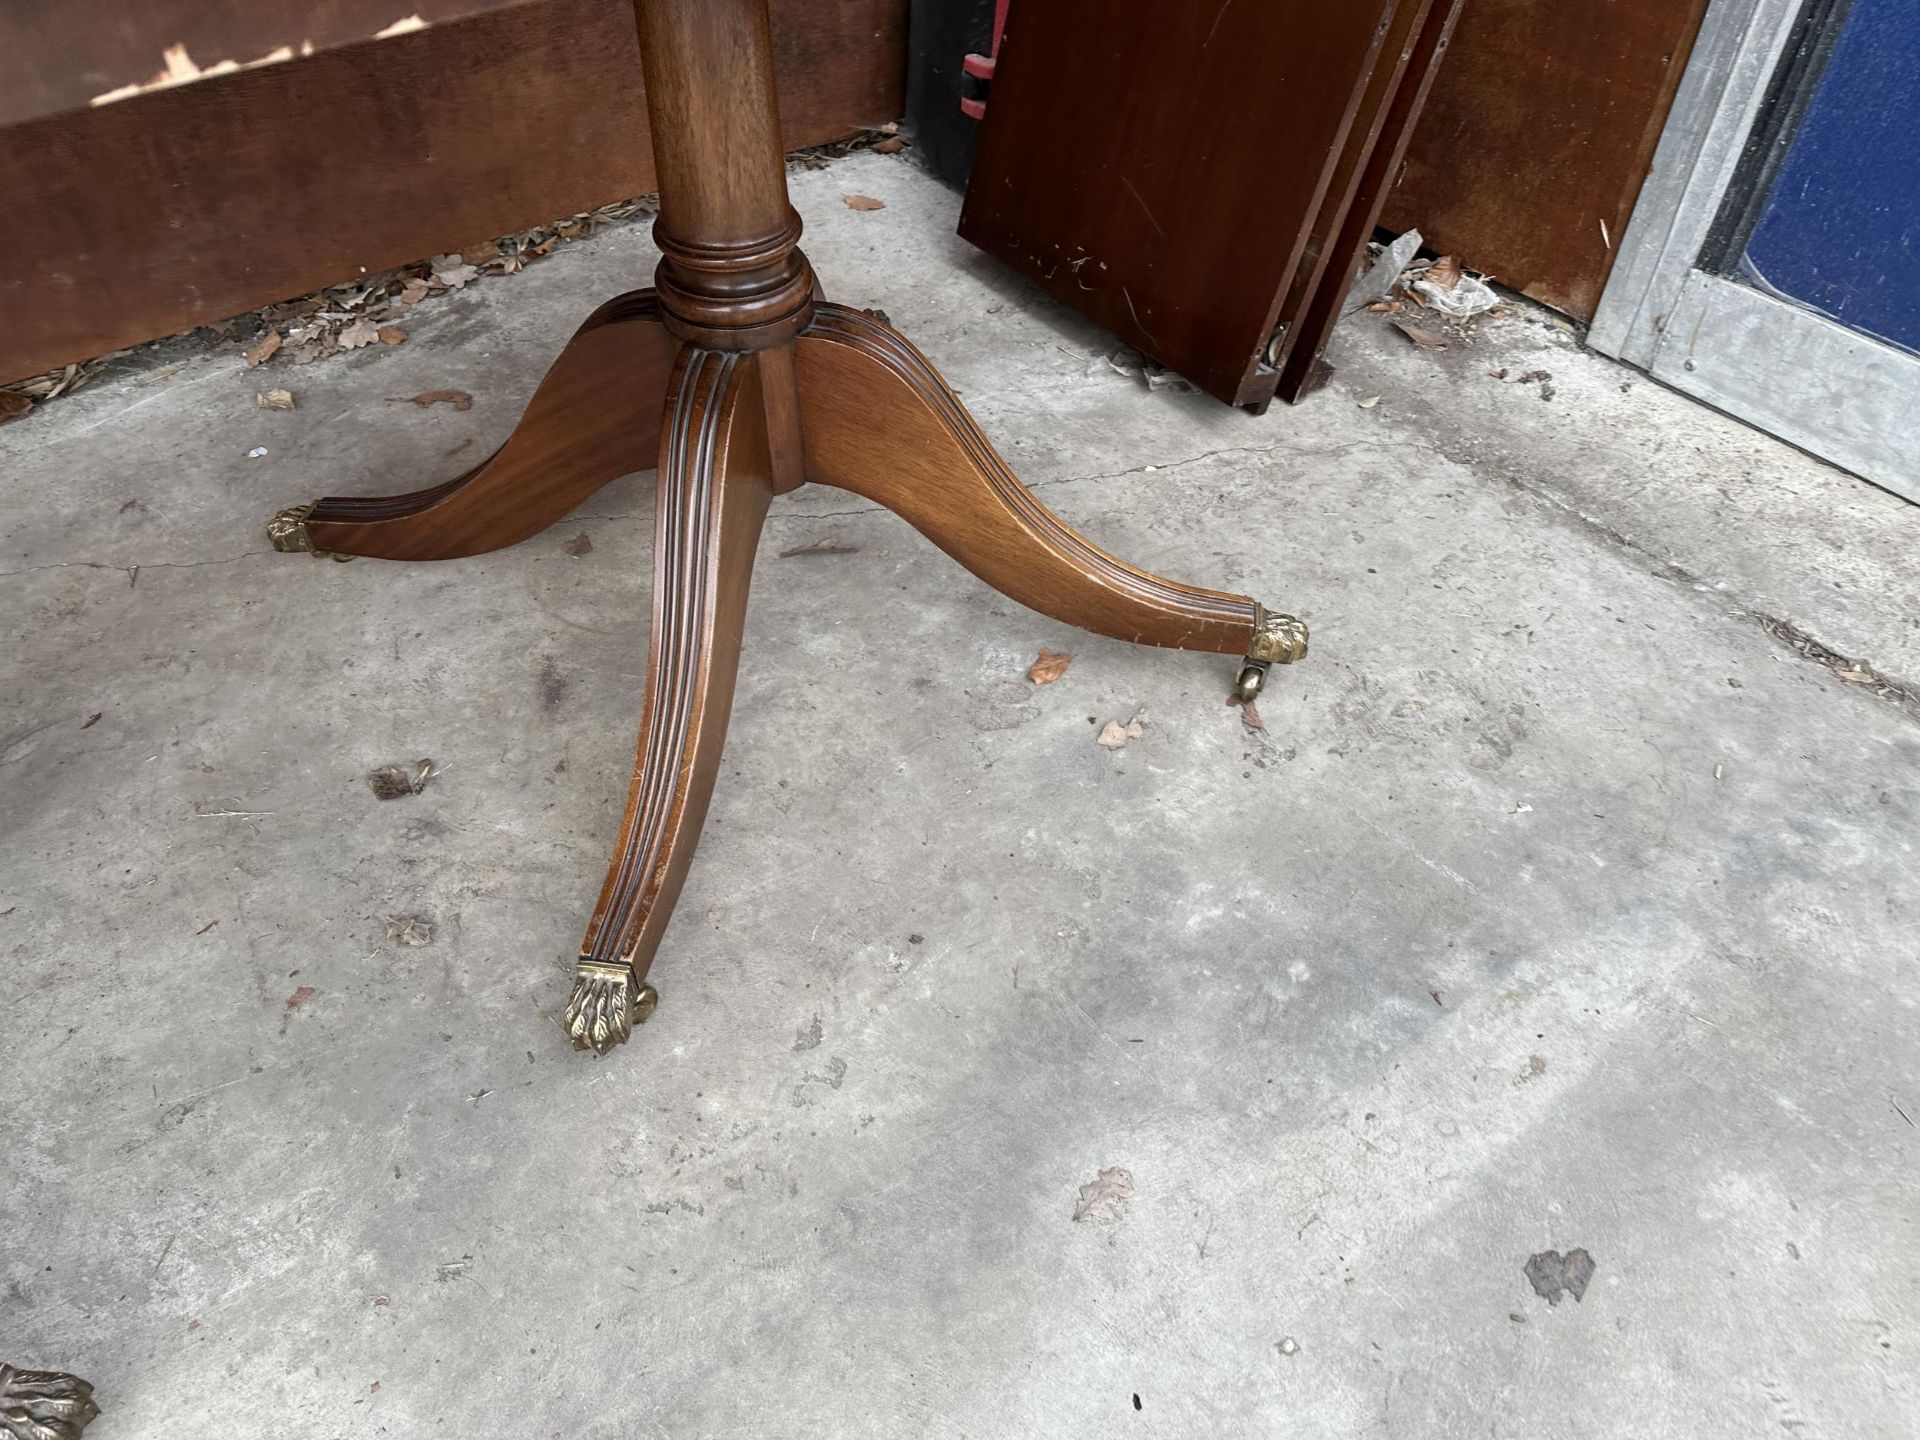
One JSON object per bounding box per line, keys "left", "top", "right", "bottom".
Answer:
{"left": 960, "top": 0, "right": 1012, "bottom": 119}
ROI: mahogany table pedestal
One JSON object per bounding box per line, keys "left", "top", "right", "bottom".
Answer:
{"left": 267, "top": 0, "right": 1309, "bottom": 1057}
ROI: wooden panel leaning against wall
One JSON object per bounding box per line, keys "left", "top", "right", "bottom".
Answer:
{"left": 0, "top": 0, "right": 907, "bottom": 384}
{"left": 1381, "top": 0, "right": 1713, "bottom": 323}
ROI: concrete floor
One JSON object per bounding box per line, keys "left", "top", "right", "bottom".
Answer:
{"left": 4, "top": 151, "right": 1917, "bottom": 1438}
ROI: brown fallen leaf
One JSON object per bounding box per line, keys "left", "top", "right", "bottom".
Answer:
{"left": 367, "top": 759, "right": 434, "bottom": 799}
{"left": 1426, "top": 254, "right": 1465, "bottom": 291}
{"left": 0, "top": 391, "right": 33, "bottom": 425}
{"left": 286, "top": 985, "right": 317, "bottom": 1010}
{"left": 1392, "top": 320, "right": 1449, "bottom": 349}
{"left": 1239, "top": 700, "right": 1265, "bottom": 731}
{"left": 1027, "top": 648, "right": 1073, "bottom": 685}
{"left": 871, "top": 136, "right": 904, "bottom": 154}
{"left": 244, "top": 331, "right": 283, "bottom": 367}
{"left": 1096, "top": 721, "right": 1130, "bottom": 749}
{"left": 842, "top": 194, "right": 886, "bottom": 211}
{"left": 196, "top": 919, "right": 219, "bottom": 935}
{"left": 1488, "top": 368, "right": 1510, "bottom": 380}
{"left": 562, "top": 532, "right": 593, "bottom": 557}
{"left": 80, "top": 711, "right": 102, "bottom": 729}
{"left": 460, "top": 241, "right": 501, "bottom": 266}
{"left": 1364, "top": 299, "right": 1403, "bottom": 313}
{"left": 1835, "top": 666, "right": 1877, "bottom": 684}
{"left": 1073, "top": 1166, "right": 1135, "bottom": 1223}
{"left": 257, "top": 388, "right": 295, "bottom": 411}
{"left": 377, "top": 326, "right": 408, "bottom": 346}
{"left": 398, "top": 389, "right": 473, "bottom": 411}
{"left": 399, "top": 279, "right": 432, "bottom": 306}
{"left": 337, "top": 317, "right": 381, "bottom": 350}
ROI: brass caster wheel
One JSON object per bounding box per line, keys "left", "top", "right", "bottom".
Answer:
{"left": 563, "top": 960, "right": 658, "bottom": 1055}
{"left": 1234, "top": 663, "right": 1267, "bottom": 704}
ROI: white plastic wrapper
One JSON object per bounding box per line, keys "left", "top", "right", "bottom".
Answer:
{"left": 1411, "top": 274, "right": 1499, "bottom": 317}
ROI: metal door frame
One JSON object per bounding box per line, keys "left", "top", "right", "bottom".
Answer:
{"left": 1590, "top": 0, "right": 1920, "bottom": 502}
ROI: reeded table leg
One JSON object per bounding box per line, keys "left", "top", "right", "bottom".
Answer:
{"left": 562, "top": 347, "right": 776, "bottom": 1054}
{"left": 270, "top": 292, "right": 676, "bottom": 561}
{"left": 797, "top": 304, "right": 1307, "bottom": 688}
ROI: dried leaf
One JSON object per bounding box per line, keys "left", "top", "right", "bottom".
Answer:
{"left": 286, "top": 985, "right": 317, "bottom": 1010}
{"left": 842, "top": 194, "right": 886, "bottom": 211}
{"left": 377, "top": 326, "right": 408, "bottom": 346}
{"left": 257, "top": 388, "right": 295, "bottom": 410}
{"left": 1426, "top": 254, "right": 1465, "bottom": 291}
{"left": 367, "top": 760, "right": 434, "bottom": 799}
{"left": 562, "top": 532, "right": 593, "bottom": 557}
{"left": 80, "top": 712, "right": 102, "bottom": 729}
{"left": 400, "top": 279, "right": 432, "bottom": 306}
{"left": 1072, "top": 1166, "right": 1134, "bottom": 1223}
{"left": 0, "top": 391, "right": 33, "bottom": 424}
{"left": 400, "top": 389, "right": 473, "bottom": 411}
{"left": 1364, "top": 299, "right": 1403, "bottom": 313}
{"left": 871, "top": 136, "right": 904, "bottom": 154}
{"left": 338, "top": 317, "right": 381, "bottom": 350}
{"left": 1096, "top": 721, "right": 1130, "bottom": 749}
{"left": 1392, "top": 320, "right": 1449, "bottom": 350}
{"left": 1027, "top": 648, "right": 1073, "bottom": 685}
{"left": 459, "top": 242, "right": 501, "bottom": 266}
{"left": 244, "top": 331, "right": 283, "bottom": 367}
{"left": 1357, "top": 395, "right": 1381, "bottom": 409}
{"left": 1240, "top": 700, "right": 1265, "bottom": 731}
{"left": 430, "top": 255, "right": 481, "bottom": 289}
{"left": 384, "top": 914, "right": 435, "bottom": 947}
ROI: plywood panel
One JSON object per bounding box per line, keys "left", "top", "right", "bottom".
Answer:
{"left": 1381, "top": 0, "right": 1711, "bottom": 322}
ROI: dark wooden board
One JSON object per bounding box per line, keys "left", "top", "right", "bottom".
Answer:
{"left": 1277, "top": 0, "right": 1466, "bottom": 403}
{"left": 1267, "top": 0, "right": 1440, "bottom": 386}
{"left": 0, "top": 1, "right": 541, "bottom": 127}
{"left": 1381, "top": 0, "right": 1712, "bottom": 322}
{"left": 0, "top": 0, "right": 905, "bottom": 383}
{"left": 958, "top": 0, "right": 1400, "bottom": 408}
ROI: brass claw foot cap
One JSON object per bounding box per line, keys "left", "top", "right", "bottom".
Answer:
{"left": 1, "top": 1363, "right": 101, "bottom": 1439}
{"left": 266, "top": 502, "right": 352, "bottom": 561}
{"left": 1236, "top": 608, "right": 1309, "bottom": 703}
{"left": 1248, "top": 607, "right": 1309, "bottom": 666}
{"left": 564, "top": 960, "right": 658, "bottom": 1055}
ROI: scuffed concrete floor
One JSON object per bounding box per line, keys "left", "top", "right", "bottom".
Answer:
{"left": 4, "top": 151, "right": 1917, "bottom": 1438}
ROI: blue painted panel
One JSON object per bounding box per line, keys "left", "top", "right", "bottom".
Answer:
{"left": 1743, "top": 0, "right": 1919, "bottom": 354}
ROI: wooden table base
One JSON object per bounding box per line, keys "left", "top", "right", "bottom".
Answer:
{"left": 267, "top": 0, "right": 1310, "bottom": 1056}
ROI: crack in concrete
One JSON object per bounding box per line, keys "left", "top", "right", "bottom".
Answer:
{"left": 1473, "top": 440, "right": 1920, "bottom": 722}
{"left": 0, "top": 550, "right": 274, "bottom": 581}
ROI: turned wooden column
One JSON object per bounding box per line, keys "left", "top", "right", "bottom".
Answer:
{"left": 633, "top": 0, "right": 815, "bottom": 350}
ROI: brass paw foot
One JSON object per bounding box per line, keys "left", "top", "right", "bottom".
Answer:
{"left": 266, "top": 503, "right": 352, "bottom": 561}
{"left": 1234, "top": 606, "right": 1310, "bottom": 702}
{"left": 1, "top": 1364, "right": 100, "bottom": 1440}
{"left": 563, "top": 960, "right": 659, "bottom": 1055}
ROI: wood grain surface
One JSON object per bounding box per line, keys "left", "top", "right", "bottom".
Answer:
{"left": 1, "top": 0, "right": 904, "bottom": 383}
